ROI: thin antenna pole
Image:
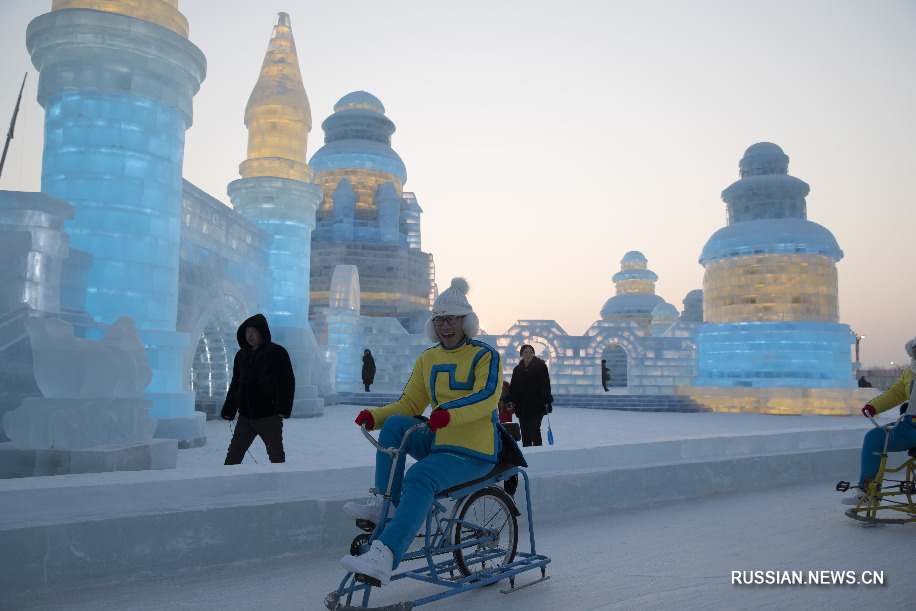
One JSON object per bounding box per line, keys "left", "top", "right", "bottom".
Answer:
{"left": 0, "top": 72, "right": 28, "bottom": 180}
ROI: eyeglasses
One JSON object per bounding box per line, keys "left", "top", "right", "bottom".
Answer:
{"left": 432, "top": 316, "right": 462, "bottom": 327}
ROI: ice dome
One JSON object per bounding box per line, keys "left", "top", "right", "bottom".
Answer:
{"left": 699, "top": 218, "right": 843, "bottom": 266}
{"left": 601, "top": 251, "right": 668, "bottom": 321}
{"left": 600, "top": 293, "right": 666, "bottom": 318}
{"left": 611, "top": 251, "right": 658, "bottom": 283}
{"left": 652, "top": 302, "right": 678, "bottom": 316}
{"left": 681, "top": 289, "right": 704, "bottom": 322}
{"left": 309, "top": 91, "right": 407, "bottom": 181}
{"left": 684, "top": 289, "right": 703, "bottom": 302}
{"left": 739, "top": 142, "right": 789, "bottom": 178}
{"left": 333, "top": 91, "right": 385, "bottom": 114}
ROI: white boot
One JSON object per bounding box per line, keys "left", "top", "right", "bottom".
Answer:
{"left": 343, "top": 495, "right": 395, "bottom": 524}
{"left": 841, "top": 489, "right": 866, "bottom": 505}
{"left": 340, "top": 540, "right": 394, "bottom": 586}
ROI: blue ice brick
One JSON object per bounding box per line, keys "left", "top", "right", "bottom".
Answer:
{"left": 53, "top": 147, "right": 86, "bottom": 172}
{"left": 79, "top": 98, "right": 101, "bottom": 118}
{"left": 120, "top": 125, "right": 150, "bottom": 150}
{"left": 89, "top": 123, "right": 119, "bottom": 147}
{"left": 101, "top": 98, "right": 130, "bottom": 120}
{"left": 61, "top": 121, "right": 92, "bottom": 145}
{"left": 87, "top": 148, "right": 124, "bottom": 174}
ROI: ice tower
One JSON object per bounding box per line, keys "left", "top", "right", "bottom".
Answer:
{"left": 599, "top": 251, "right": 668, "bottom": 332}
{"left": 26, "top": 0, "right": 207, "bottom": 442}
{"left": 688, "top": 143, "right": 870, "bottom": 414}
{"left": 227, "top": 13, "right": 325, "bottom": 416}
{"left": 308, "top": 92, "right": 436, "bottom": 333}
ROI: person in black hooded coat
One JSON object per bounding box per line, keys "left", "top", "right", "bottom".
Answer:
{"left": 508, "top": 344, "right": 553, "bottom": 446}
{"left": 362, "top": 349, "right": 376, "bottom": 392}
{"left": 220, "top": 314, "right": 295, "bottom": 464}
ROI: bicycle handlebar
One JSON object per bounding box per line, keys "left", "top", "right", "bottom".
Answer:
{"left": 866, "top": 411, "right": 910, "bottom": 430}
{"left": 360, "top": 421, "right": 428, "bottom": 458}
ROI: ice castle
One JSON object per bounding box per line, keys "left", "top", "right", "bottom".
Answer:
{"left": 0, "top": 3, "right": 874, "bottom": 475}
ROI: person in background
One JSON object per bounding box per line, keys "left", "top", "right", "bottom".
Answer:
{"left": 220, "top": 314, "right": 295, "bottom": 464}
{"left": 601, "top": 359, "right": 610, "bottom": 392}
{"left": 498, "top": 380, "right": 514, "bottom": 425}
{"left": 509, "top": 344, "right": 553, "bottom": 447}
{"left": 362, "top": 349, "right": 376, "bottom": 392}
{"left": 497, "top": 379, "right": 520, "bottom": 495}
{"left": 842, "top": 336, "right": 916, "bottom": 505}
{"left": 857, "top": 375, "right": 872, "bottom": 388}
{"left": 340, "top": 278, "right": 505, "bottom": 586}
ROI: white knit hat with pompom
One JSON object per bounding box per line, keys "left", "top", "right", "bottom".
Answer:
{"left": 904, "top": 337, "right": 916, "bottom": 373}
{"left": 425, "top": 277, "right": 480, "bottom": 343}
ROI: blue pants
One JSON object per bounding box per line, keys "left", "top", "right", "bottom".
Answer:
{"left": 858, "top": 416, "right": 916, "bottom": 485}
{"left": 374, "top": 415, "right": 494, "bottom": 568}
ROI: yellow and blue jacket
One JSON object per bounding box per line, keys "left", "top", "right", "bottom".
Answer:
{"left": 366, "top": 337, "right": 503, "bottom": 463}
{"left": 868, "top": 368, "right": 915, "bottom": 414}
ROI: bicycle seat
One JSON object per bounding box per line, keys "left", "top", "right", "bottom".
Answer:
{"left": 439, "top": 424, "right": 527, "bottom": 497}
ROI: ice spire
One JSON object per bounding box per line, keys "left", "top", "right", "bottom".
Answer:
{"left": 239, "top": 12, "right": 313, "bottom": 182}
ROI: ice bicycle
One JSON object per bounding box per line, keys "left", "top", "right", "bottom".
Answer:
{"left": 836, "top": 410, "right": 916, "bottom": 525}
{"left": 325, "top": 421, "right": 551, "bottom": 610}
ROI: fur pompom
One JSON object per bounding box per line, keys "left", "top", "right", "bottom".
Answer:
{"left": 906, "top": 338, "right": 916, "bottom": 359}
{"left": 450, "top": 277, "right": 470, "bottom": 295}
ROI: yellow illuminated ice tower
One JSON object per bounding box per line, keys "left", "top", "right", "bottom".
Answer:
{"left": 227, "top": 13, "right": 325, "bottom": 415}
{"left": 228, "top": 13, "right": 322, "bottom": 330}
{"left": 688, "top": 143, "right": 872, "bottom": 415}
{"left": 307, "top": 92, "right": 436, "bottom": 332}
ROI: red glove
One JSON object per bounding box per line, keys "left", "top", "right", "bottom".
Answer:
{"left": 862, "top": 405, "right": 876, "bottom": 418}
{"left": 355, "top": 410, "right": 374, "bottom": 429}
{"left": 428, "top": 409, "right": 450, "bottom": 432}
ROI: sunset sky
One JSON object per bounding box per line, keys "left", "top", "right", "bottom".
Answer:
{"left": 1, "top": 0, "right": 913, "bottom": 368}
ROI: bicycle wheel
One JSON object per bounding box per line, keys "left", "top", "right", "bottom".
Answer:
{"left": 453, "top": 485, "right": 518, "bottom": 578}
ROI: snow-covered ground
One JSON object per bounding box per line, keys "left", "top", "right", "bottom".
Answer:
{"left": 2, "top": 405, "right": 912, "bottom": 609}
{"left": 6, "top": 483, "right": 911, "bottom": 610}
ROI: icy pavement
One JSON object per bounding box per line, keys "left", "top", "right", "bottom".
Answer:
{"left": 2, "top": 405, "right": 910, "bottom": 609}
{"left": 5, "top": 481, "right": 911, "bottom": 610}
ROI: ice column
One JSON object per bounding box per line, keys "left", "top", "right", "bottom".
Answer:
{"left": 375, "top": 182, "right": 401, "bottom": 245}
{"left": 26, "top": 3, "right": 207, "bottom": 442}
{"left": 324, "top": 265, "right": 362, "bottom": 390}
{"left": 331, "top": 179, "right": 357, "bottom": 243}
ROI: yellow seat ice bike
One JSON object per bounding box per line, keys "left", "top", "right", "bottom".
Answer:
{"left": 836, "top": 411, "right": 916, "bottom": 525}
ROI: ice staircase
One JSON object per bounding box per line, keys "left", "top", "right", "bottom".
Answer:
{"left": 552, "top": 393, "right": 709, "bottom": 412}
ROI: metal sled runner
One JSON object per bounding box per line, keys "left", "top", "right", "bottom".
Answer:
{"left": 326, "top": 422, "right": 551, "bottom": 610}
{"left": 836, "top": 412, "right": 916, "bottom": 525}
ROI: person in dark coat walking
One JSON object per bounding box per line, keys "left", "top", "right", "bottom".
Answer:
{"left": 508, "top": 344, "right": 553, "bottom": 447}
{"left": 220, "top": 314, "right": 295, "bottom": 464}
{"left": 362, "top": 349, "right": 376, "bottom": 392}
{"left": 601, "top": 359, "right": 610, "bottom": 392}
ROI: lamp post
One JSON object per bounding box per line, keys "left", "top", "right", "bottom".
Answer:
{"left": 851, "top": 330, "right": 865, "bottom": 377}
